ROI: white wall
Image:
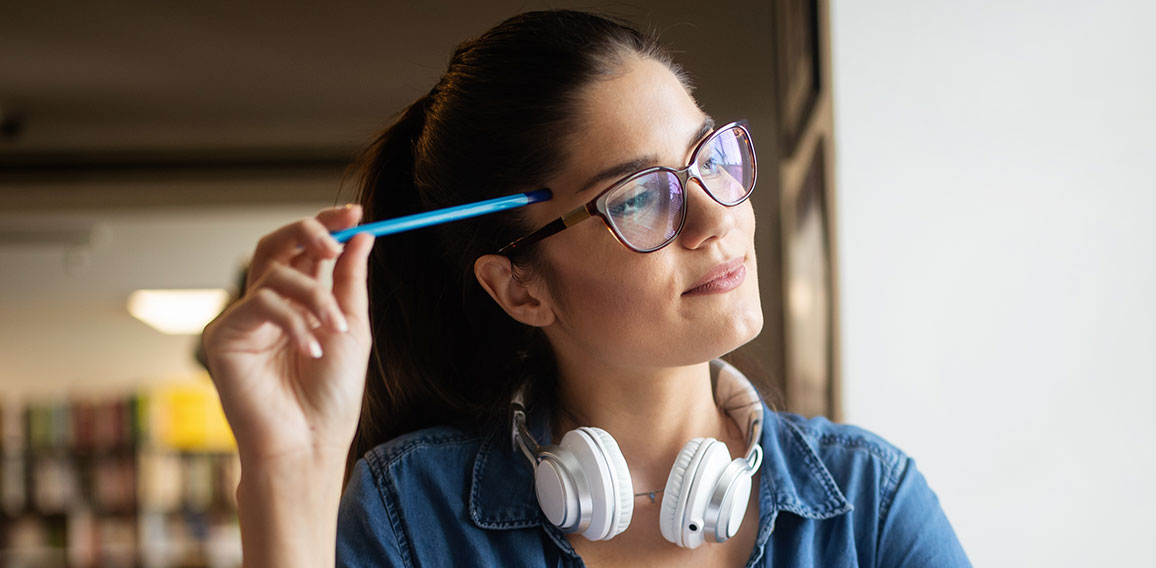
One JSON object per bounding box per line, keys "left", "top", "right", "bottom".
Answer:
{"left": 831, "top": 1, "right": 1156, "bottom": 565}
{"left": 0, "top": 202, "right": 326, "bottom": 397}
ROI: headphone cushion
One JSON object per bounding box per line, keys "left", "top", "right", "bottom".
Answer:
{"left": 659, "top": 437, "right": 704, "bottom": 544}
{"left": 587, "top": 428, "right": 634, "bottom": 538}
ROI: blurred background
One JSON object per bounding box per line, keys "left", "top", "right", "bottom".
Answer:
{"left": 1, "top": 1, "right": 1153, "bottom": 566}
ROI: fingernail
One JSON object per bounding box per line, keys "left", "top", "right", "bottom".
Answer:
{"left": 309, "top": 338, "right": 323, "bottom": 359}
{"left": 335, "top": 312, "right": 349, "bottom": 333}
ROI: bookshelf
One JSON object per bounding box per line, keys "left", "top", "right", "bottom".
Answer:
{"left": 1, "top": 379, "right": 242, "bottom": 567}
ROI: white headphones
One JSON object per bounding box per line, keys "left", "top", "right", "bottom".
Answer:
{"left": 510, "top": 359, "right": 763, "bottom": 548}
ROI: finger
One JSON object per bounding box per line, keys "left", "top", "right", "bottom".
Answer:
{"left": 332, "top": 231, "right": 374, "bottom": 325}
{"left": 293, "top": 204, "right": 362, "bottom": 281}
{"left": 290, "top": 204, "right": 363, "bottom": 253}
{"left": 290, "top": 253, "right": 323, "bottom": 281}
{"left": 231, "top": 288, "right": 324, "bottom": 358}
{"left": 290, "top": 300, "right": 323, "bottom": 330}
{"left": 253, "top": 262, "right": 349, "bottom": 335}
{"left": 248, "top": 205, "right": 362, "bottom": 290}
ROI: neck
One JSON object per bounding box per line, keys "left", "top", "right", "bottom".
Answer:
{"left": 549, "top": 356, "right": 741, "bottom": 496}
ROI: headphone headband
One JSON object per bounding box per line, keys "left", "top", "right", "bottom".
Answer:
{"left": 710, "top": 359, "right": 764, "bottom": 472}
{"left": 511, "top": 359, "right": 763, "bottom": 473}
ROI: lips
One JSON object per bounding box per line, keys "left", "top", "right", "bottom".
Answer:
{"left": 683, "top": 258, "right": 746, "bottom": 296}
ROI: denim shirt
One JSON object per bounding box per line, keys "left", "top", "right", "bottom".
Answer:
{"left": 336, "top": 401, "right": 970, "bottom": 567}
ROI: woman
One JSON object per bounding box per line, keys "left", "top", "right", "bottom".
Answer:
{"left": 202, "top": 10, "right": 970, "bottom": 567}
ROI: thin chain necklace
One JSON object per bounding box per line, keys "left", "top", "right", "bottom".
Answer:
{"left": 633, "top": 488, "right": 664, "bottom": 503}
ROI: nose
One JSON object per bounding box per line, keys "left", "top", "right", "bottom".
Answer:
{"left": 676, "top": 177, "right": 736, "bottom": 250}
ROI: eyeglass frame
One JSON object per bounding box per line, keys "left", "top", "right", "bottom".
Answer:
{"left": 497, "top": 119, "right": 756, "bottom": 256}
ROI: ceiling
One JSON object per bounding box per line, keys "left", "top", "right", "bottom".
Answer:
{"left": 2, "top": 2, "right": 548, "bottom": 153}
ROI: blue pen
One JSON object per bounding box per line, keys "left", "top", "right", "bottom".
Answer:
{"left": 329, "top": 189, "right": 552, "bottom": 243}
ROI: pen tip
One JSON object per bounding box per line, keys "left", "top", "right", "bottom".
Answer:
{"left": 528, "top": 188, "right": 552, "bottom": 203}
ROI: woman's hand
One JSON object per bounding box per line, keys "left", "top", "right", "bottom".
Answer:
{"left": 202, "top": 204, "right": 374, "bottom": 464}
{"left": 201, "top": 205, "right": 375, "bottom": 568}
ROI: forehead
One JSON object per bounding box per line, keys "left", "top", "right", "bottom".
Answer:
{"left": 563, "top": 57, "right": 708, "bottom": 184}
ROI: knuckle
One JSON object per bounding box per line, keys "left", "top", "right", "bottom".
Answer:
{"left": 254, "top": 234, "right": 274, "bottom": 255}
{"left": 300, "top": 217, "right": 325, "bottom": 239}
{"left": 252, "top": 287, "right": 280, "bottom": 307}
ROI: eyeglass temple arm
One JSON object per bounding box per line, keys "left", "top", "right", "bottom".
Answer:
{"left": 498, "top": 204, "right": 593, "bottom": 255}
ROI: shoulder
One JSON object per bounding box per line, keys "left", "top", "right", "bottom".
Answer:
{"left": 758, "top": 412, "right": 971, "bottom": 565}
{"left": 360, "top": 424, "right": 487, "bottom": 474}
{"left": 768, "top": 411, "right": 910, "bottom": 514}
{"left": 338, "top": 425, "right": 492, "bottom": 566}
{"left": 773, "top": 411, "right": 907, "bottom": 468}
{"left": 771, "top": 414, "right": 972, "bottom": 564}
{"left": 353, "top": 424, "right": 489, "bottom": 510}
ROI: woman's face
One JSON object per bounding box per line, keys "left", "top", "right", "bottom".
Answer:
{"left": 527, "top": 56, "right": 763, "bottom": 370}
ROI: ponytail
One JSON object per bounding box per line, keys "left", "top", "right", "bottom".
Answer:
{"left": 345, "top": 85, "right": 558, "bottom": 485}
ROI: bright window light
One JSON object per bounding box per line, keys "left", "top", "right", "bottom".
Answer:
{"left": 127, "top": 289, "right": 230, "bottom": 335}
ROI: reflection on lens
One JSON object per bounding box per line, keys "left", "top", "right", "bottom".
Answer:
{"left": 697, "top": 126, "right": 754, "bottom": 205}
{"left": 606, "top": 170, "right": 683, "bottom": 251}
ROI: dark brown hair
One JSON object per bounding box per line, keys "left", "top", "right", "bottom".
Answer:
{"left": 345, "top": 10, "right": 687, "bottom": 479}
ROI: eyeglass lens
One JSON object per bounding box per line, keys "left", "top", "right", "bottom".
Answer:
{"left": 603, "top": 125, "right": 754, "bottom": 251}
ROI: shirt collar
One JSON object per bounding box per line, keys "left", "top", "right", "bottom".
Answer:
{"left": 469, "top": 397, "right": 852, "bottom": 531}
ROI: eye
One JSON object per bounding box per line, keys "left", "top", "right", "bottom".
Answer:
{"left": 608, "top": 187, "right": 655, "bottom": 218}
{"left": 700, "top": 146, "right": 726, "bottom": 177}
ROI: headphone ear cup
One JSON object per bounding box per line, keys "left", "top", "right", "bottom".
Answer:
{"left": 585, "top": 427, "right": 634, "bottom": 538}
{"left": 659, "top": 437, "right": 705, "bottom": 546}
{"left": 660, "top": 438, "right": 732, "bottom": 549}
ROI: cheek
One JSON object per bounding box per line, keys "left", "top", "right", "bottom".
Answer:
{"left": 737, "top": 199, "right": 757, "bottom": 236}
{"left": 542, "top": 241, "right": 677, "bottom": 350}
{"left": 551, "top": 253, "right": 669, "bottom": 324}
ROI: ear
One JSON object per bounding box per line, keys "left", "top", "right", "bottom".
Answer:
{"left": 473, "top": 254, "right": 556, "bottom": 328}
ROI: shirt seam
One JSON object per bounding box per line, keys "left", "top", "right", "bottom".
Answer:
{"left": 365, "top": 448, "right": 414, "bottom": 568}
{"left": 785, "top": 417, "right": 903, "bottom": 466}
{"left": 877, "top": 454, "right": 909, "bottom": 532}
{"left": 815, "top": 434, "right": 902, "bottom": 464}
{"left": 808, "top": 432, "right": 905, "bottom": 532}
{"left": 469, "top": 430, "right": 550, "bottom": 531}
{"left": 777, "top": 419, "right": 855, "bottom": 516}
{"left": 787, "top": 421, "right": 906, "bottom": 520}
{"left": 743, "top": 459, "right": 778, "bottom": 568}
{"left": 367, "top": 430, "right": 484, "bottom": 467}
{"left": 365, "top": 432, "right": 486, "bottom": 567}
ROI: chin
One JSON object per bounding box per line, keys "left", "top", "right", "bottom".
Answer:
{"left": 732, "top": 272, "right": 764, "bottom": 339}
{"left": 727, "top": 307, "right": 765, "bottom": 352}
{"left": 667, "top": 310, "right": 764, "bottom": 368}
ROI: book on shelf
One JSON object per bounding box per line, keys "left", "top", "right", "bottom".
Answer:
{"left": 1, "top": 375, "right": 243, "bottom": 567}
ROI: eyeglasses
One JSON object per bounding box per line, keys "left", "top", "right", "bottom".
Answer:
{"left": 498, "top": 120, "right": 757, "bottom": 255}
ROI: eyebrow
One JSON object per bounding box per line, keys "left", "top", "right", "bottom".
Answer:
{"left": 577, "top": 116, "right": 716, "bottom": 195}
